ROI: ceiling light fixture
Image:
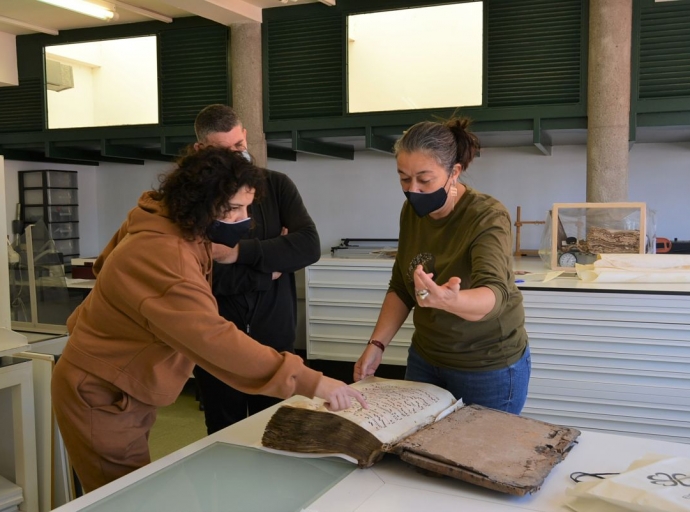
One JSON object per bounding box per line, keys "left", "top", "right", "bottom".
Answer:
{"left": 37, "top": 0, "right": 118, "bottom": 21}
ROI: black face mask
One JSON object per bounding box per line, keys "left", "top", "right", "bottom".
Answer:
{"left": 207, "top": 217, "right": 251, "bottom": 248}
{"left": 403, "top": 175, "right": 451, "bottom": 217}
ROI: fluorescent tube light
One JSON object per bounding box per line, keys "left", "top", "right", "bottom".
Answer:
{"left": 37, "top": 0, "right": 117, "bottom": 21}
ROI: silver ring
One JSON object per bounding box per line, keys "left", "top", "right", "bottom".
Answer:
{"left": 416, "top": 289, "right": 429, "bottom": 300}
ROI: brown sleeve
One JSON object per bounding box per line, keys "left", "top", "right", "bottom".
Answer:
{"left": 140, "top": 276, "right": 322, "bottom": 400}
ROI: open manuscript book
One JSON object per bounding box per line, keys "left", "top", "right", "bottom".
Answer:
{"left": 262, "top": 377, "right": 581, "bottom": 496}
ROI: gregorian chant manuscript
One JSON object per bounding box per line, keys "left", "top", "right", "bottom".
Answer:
{"left": 262, "top": 378, "right": 460, "bottom": 467}
{"left": 261, "top": 377, "right": 580, "bottom": 495}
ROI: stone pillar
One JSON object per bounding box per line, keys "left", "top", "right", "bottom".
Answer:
{"left": 586, "top": 0, "right": 632, "bottom": 203}
{"left": 230, "top": 22, "right": 267, "bottom": 168}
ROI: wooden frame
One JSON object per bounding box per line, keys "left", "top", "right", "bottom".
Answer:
{"left": 550, "top": 202, "right": 647, "bottom": 271}
{"left": 513, "top": 206, "right": 546, "bottom": 257}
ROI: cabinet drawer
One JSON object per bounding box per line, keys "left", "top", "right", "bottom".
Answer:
{"left": 308, "top": 321, "right": 414, "bottom": 342}
{"left": 24, "top": 188, "right": 78, "bottom": 206}
{"left": 54, "top": 238, "right": 79, "bottom": 256}
{"left": 525, "top": 317, "right": 690, "bottom": 342}
{"left": 308, "top": 287, "right": 389, "bottom": 304}
{"left": 308, "top": 267, "right": 392, "bottom": 287}
{"left": 309, "top": 303, "right": 413, "bottom": 325}
{"left": 523, "top": 290, "right": 690, "bottom": 324}
{"left": 528, "top": 376, "right": 690, "bottom": 409}
{"left": 308, "top": 338, "right": 410, "bottom": 365}
{"left": 24, "top": 205, "right": 79, "bottom": 223}
{"left": 530, "top": 363, "right": 690, "bottom": 395}
{"left": 21, "top": 170, "right": 77, "bottom": 188}
{"left": 528, "top": 332, "right": 690, "bottom": 362}
{"left": 49, "top": 222, "right": 79, "bottom": 240}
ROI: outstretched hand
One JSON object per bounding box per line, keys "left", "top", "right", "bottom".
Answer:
{"left": 413, "top": 264, "right": 461, "bottom": 309}
{"left": 315, "top": 376, "right": 369, "bottom": 411}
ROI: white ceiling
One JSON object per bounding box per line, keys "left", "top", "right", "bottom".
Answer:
{"left": 0, "top": 0, "right": 322, "bottom": 35}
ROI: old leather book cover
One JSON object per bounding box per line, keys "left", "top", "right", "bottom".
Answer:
{"left": 392, "top": 404, "right": 581, "bottom": 496}
{"left": 262, "top": 378, "right": 460, "bottom": 468}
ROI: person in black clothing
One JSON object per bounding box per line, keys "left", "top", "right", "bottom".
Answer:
{"left": 192, "top": 104, "right": 321, "bottom": 434}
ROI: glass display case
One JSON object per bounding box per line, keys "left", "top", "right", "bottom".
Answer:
{"left": 540, "top": 202, "right": 647, "bottom": 271}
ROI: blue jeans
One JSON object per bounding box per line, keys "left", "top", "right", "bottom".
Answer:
{"left": 404, "top": 345, "right": 531, "bottom": 415}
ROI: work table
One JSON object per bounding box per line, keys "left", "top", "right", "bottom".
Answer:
{"left": 51, "top": 397, "right": 690, "bottom": 512}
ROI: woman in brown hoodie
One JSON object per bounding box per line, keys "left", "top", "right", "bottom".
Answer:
{"left": 52, "top": 147, "right": 366, "bottom": 493}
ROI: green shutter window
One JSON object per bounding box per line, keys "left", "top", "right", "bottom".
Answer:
{"left": 0, "top": 78, "right": 44, "bottom": 133}
{"left": 638, "top": 1, "right": 690, "bottom": 99}
{"left": 266, "top": 15, "right": 343, "bottom": 120}
{"left": 158, "top": 26, "right": 230, "bottom": 126}
{"left": 487, "top": 0, "right": 583, "bottom": 107}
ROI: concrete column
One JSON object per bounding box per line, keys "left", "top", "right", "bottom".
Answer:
{"left": 586, "top": 0, "right": 632, "bottom": 203}
{"left": 230, "top": 22, "right": 267, "bottom": 168}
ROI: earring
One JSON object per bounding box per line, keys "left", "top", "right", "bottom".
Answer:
{"left": 450, "top": 185, "right": 458, "bottom": 197}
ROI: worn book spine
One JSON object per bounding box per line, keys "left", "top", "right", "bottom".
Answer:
{"left": 261, "top": 406, "right": 386, "bottom": 468}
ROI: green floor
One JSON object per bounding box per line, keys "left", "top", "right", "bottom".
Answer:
{"left": 148, "top": 380, "right": 208, "bottom": 461}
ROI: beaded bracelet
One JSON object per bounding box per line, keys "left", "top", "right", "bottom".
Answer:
{"left": 367, "top": 339, "right": 386, "bottom": 352}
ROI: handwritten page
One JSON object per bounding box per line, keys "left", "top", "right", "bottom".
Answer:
{"left": 289, "top": 377, "right": 461, "bottom": 446}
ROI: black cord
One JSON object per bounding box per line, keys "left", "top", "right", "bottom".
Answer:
{"left": 570, "top": 471, "right": 620, "bottom": 483}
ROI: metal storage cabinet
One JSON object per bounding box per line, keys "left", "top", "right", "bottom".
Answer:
{"left": 19, "top": 170, "right": 80, "bottom": 268}
{"left": 522, "top": 289, "right": 690, "bottom": 444}
{"left": 305, "top": 258, "right": 411, "bottom": 365}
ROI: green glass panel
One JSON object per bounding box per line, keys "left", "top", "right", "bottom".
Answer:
{"left": 80, "top": 443, "right": 354, "bottom": 512}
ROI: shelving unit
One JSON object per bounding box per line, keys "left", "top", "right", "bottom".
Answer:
{"left": 19, "top": 170, "right": 79, "bottom": 269}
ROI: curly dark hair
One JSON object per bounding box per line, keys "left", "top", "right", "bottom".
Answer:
{"left": 152, "top": 146, "right": 266, "bottom": 240}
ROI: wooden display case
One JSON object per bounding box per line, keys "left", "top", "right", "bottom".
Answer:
{"left": 548, "top": 202, "right": 646, "bottom": 271}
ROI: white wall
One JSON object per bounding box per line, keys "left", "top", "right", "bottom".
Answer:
{"left": 4, "top": 142, "right": 690, "bottom": 258}
{"left": 269, "top": 143, "right": 690, "bottom": 254}
{"left": 95, "top": 160, "right": 171, "bottom": 247}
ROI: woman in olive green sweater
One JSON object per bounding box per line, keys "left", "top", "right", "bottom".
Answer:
{"left": 354, "top": 118, "right": 530, "bottom": 414}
